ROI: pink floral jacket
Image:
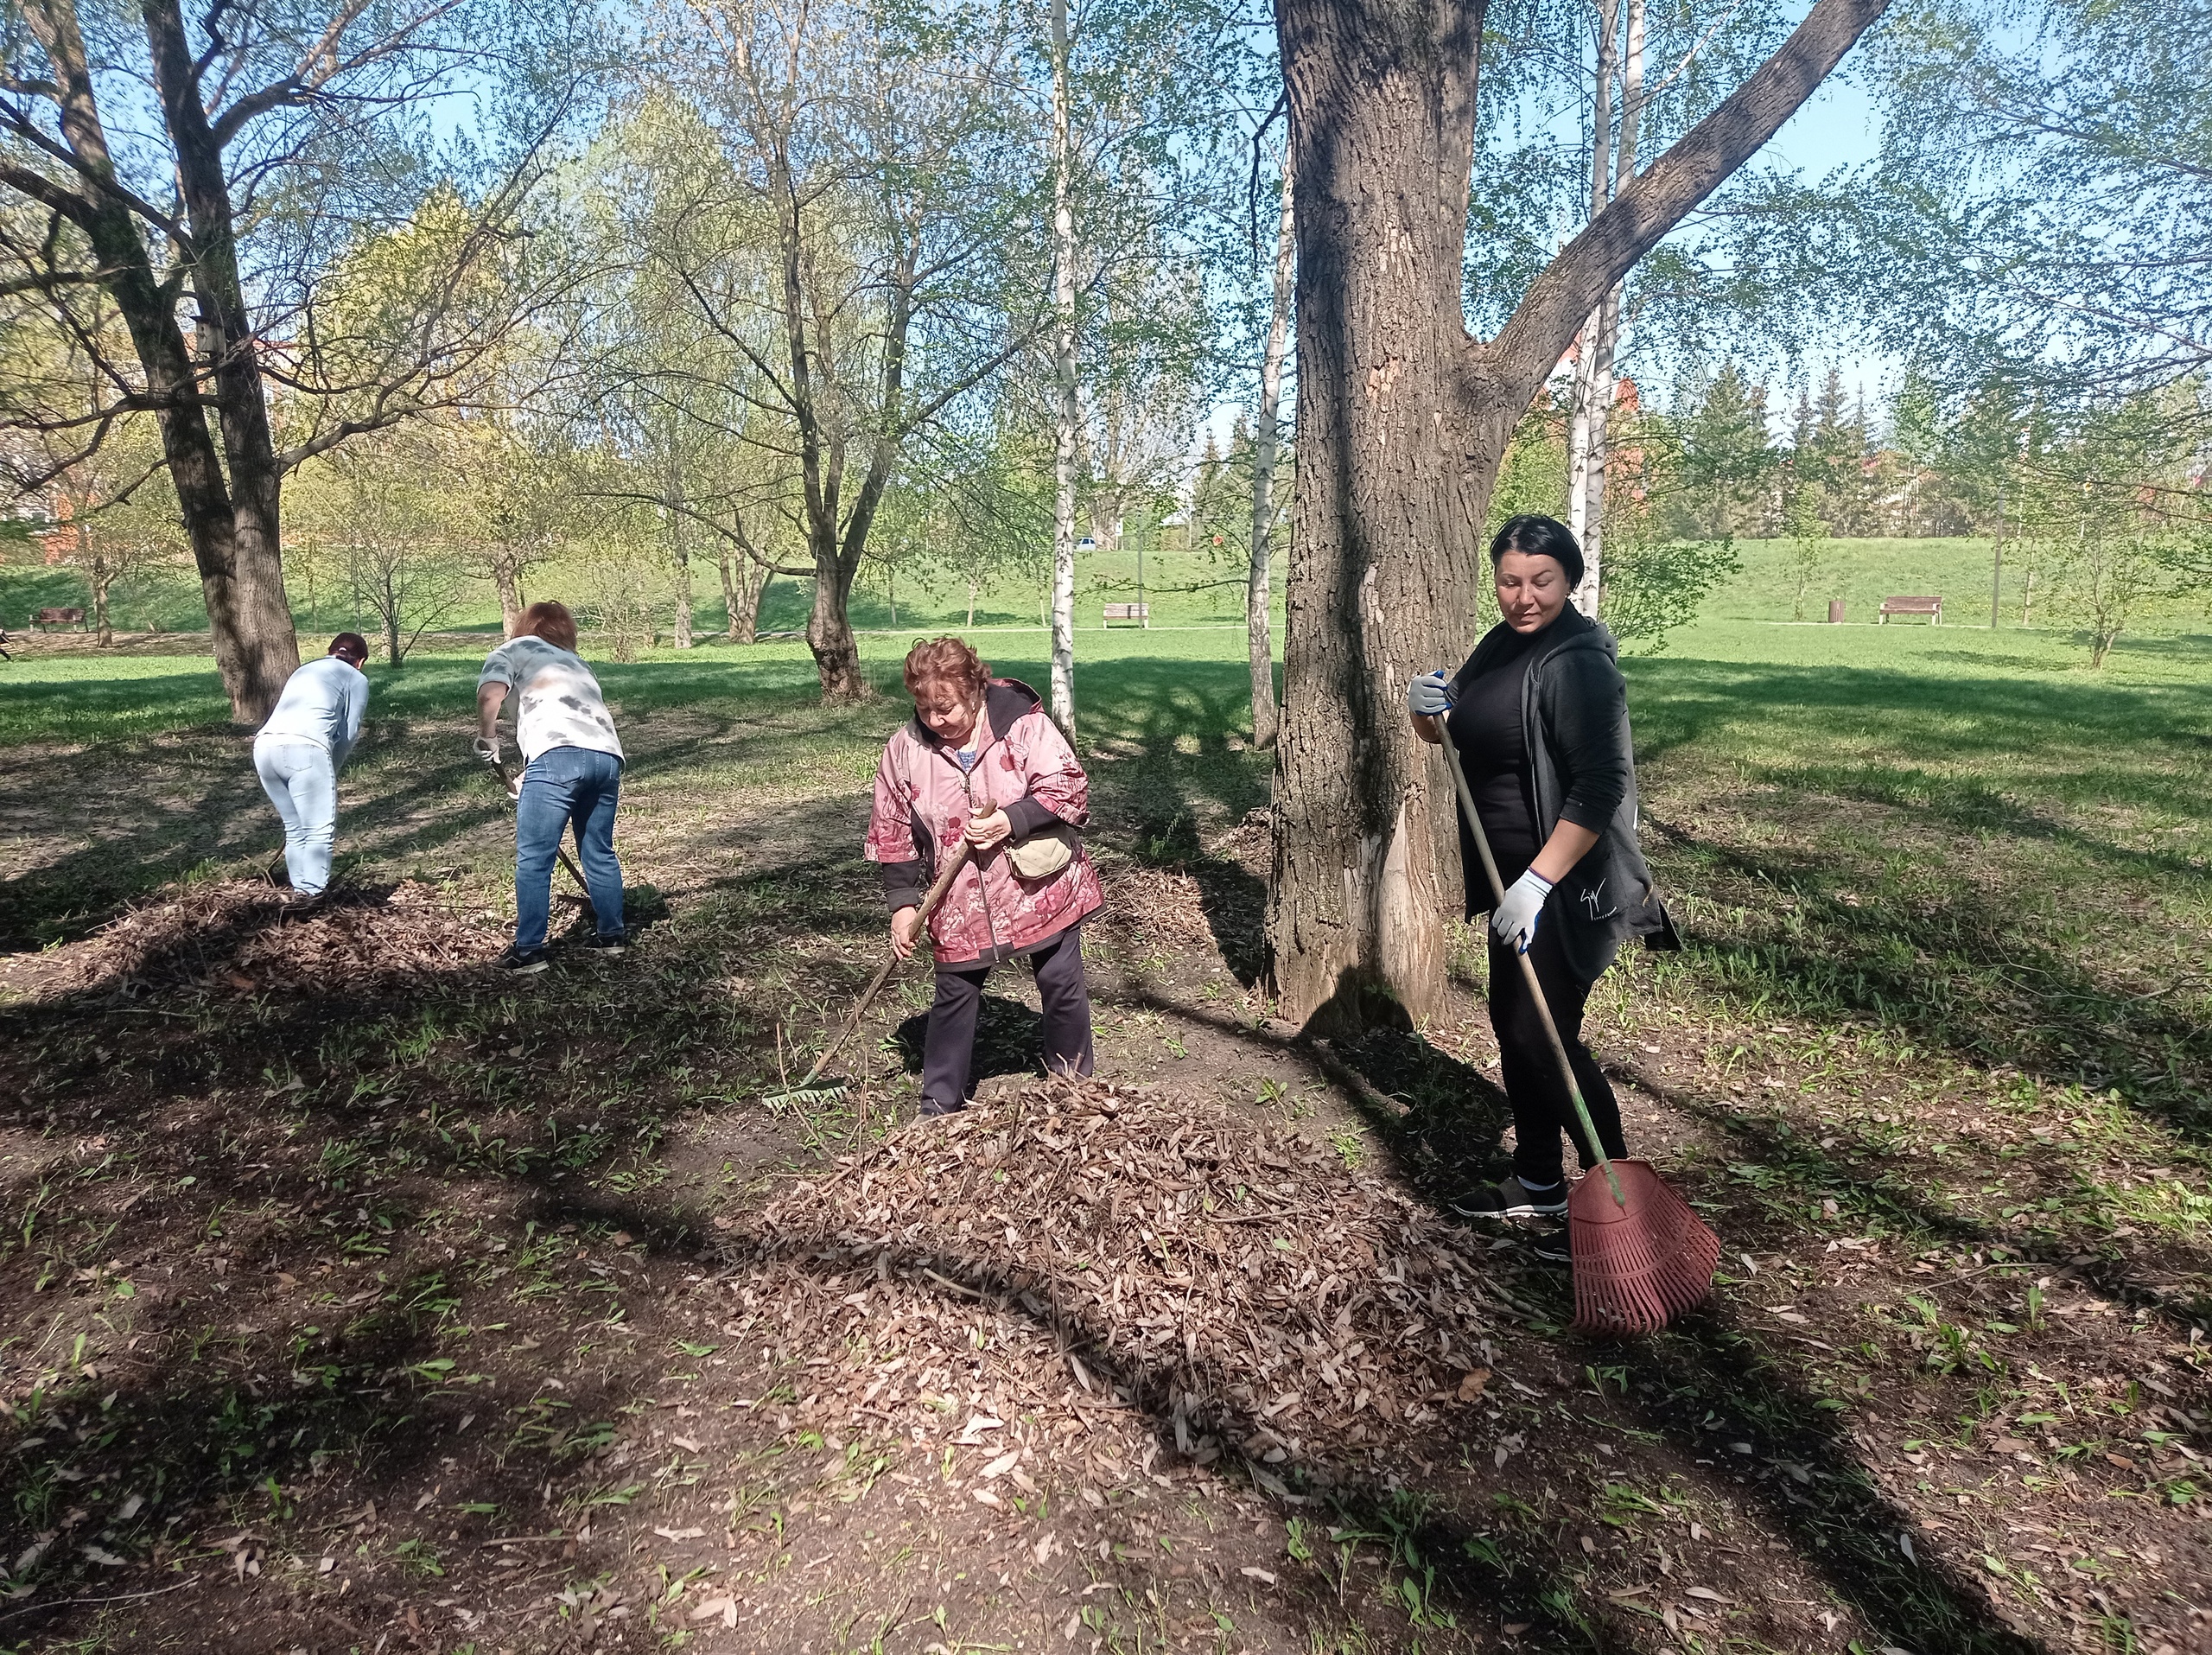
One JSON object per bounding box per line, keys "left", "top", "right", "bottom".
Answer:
{"left": 863, "top": 678, "right": 1103, "bottom": 966}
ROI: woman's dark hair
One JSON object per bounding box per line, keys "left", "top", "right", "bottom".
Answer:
{"left": 520, "top": 600, "right": 578, "bottom": 652}
{"left": 327, "top": 632, "right": 369, "bottom": 663}
{"left": 1489, "top": 513, "right": 1586, "bottom": 589}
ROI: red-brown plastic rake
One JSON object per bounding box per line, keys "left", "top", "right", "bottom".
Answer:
{"left": 1434, "top": 733, "right": 1719, "bottom": 1333}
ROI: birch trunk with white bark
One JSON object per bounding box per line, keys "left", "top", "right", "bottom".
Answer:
{"left": 1576, "top": 0, "right": 1644, "bottom": 616}
{"left": 1047, "top": 0, "right": 1081, "bottom": 740}
{"left": 1567, "top": 0, "right": 1618, "bottom": 614}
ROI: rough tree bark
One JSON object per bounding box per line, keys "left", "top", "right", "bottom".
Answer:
{"left": 1267, "top": 0, "right": 1892, "bottom": 1031}
{"left": 1247, "top": 143, "right": 1296, "bottom": 753}
{"left": 1047, "top": 0, "right": 1081, "bottom": 739}
{"left": 720, "top": 546, "right": 771, "bottom": 644}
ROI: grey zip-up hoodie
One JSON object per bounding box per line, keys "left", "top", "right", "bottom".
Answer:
{"left": 1448, "top": 604, "right": 1678, "bottom": 982}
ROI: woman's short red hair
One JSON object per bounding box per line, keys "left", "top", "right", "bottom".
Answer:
{"left": 521, "top": 601, "right": 577, "bottom": 651}
{"left": 903, "top": 635, "right": 989, "bottom": 703}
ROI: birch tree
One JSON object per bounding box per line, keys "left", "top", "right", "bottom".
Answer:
{"left": 1565, "top": 0, "right": 1643, "bottom": 616}
{"left": 1048, "top": 0, "right": 1081, "bottom": 735}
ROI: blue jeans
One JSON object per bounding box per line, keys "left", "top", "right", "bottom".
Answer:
{"left": 514, "top": 746, "right": 625, "bottom": 948}
{"left": 254, "top": 737, "right": 337, "bottom": 896}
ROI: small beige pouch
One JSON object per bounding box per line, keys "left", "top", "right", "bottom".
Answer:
{"left": 1005, "top": 823, "right": 1076, "bottom": 880}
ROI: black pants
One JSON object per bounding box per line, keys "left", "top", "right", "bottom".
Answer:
{"left": 922, "top": 926, "right": 1094, "bottom": 1111}
{"left": 1488, "top": 922, "right": 1627, "bottom": 1187}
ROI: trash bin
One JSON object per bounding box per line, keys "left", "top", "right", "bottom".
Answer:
{"left": 1827, "top": 599, "right": 1846, "bottom": 624}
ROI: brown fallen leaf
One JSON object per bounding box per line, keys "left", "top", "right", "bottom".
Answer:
{"left": 1457, "top": 1368, "right": 1491, "bottom": 1402}
{"left": 688, "top": 1595, "right": 740, "bottom": 1627}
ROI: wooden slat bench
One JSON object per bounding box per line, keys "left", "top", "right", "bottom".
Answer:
{"left": 33, "top": 607, "right": 87, "bottom": 632}
{"left": 1102, "top": 602, "right": 1150, "bottom": 627}
{"left": 1878, "top": 595, "right": 1942, "bottom": 625}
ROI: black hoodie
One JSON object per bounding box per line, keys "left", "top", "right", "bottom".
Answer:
{"left": 1448, "top": 605, "right": 1678, "bottom": 981}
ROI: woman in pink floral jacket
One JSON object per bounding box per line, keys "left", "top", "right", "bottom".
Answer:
{"left": 864, "top": 637, "right": 1104, "bottom": 1115}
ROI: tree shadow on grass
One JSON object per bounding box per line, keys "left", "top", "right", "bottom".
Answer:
{"left": 1320, "top": 1034, "right": 2042, "bottom": 1653}
{"left": 1076, "top": 995, "right": 2044, "bottom": 1652}
{"left": 888, "top": 992, "right": 1053, "bottom": 1093}
{"left": 1643, "top": 810, "right": 2212, "bottom": 1148}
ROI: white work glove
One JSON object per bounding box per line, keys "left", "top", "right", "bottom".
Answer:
{"left": 1490, "top": 868, "right": 1554, "bottom": 954}
{"left": 472, "top": 735, "right": 502, "bottom": 764}
{"left": 1407, "top": 668, "right": 1452, "bottom": 718}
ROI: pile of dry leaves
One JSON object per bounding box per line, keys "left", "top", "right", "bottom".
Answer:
{"left": 43, "top": 879, "right": 497, "bottom": 1002}
{"left": 1098, "top": 864, "right": 1219, "bottom": 951}
{"left": 721, "top": 1075, "right": 1509, "bottom": 1488}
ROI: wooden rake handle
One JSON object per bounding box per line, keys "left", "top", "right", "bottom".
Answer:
{"left": 480, "top": 749, "right": 594, "bottom": 904}
{"left": 1430, "top": 717, "right": 1628, "bottom": 1212}
{"left": 785, "top": 835, "right": 976, "bottom": 1094}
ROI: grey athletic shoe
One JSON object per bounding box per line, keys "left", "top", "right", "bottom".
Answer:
{"left": 497, "top": 945, "right": 552, "bottom": 975}
{"left": 1449, "top": 1176, "right": 1568, "bottom": 1220}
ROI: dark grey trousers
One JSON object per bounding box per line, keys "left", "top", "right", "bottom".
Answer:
{"left": 1488, "top": 922, "right": 1628, "bottom": 1187}
{"left": 922, "top": 926, "right": 1094, "bottom": 1112}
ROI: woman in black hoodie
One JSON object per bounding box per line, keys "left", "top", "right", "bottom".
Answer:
{"left": 1408, "top": 514, "right": 1676, "bottom": 1220}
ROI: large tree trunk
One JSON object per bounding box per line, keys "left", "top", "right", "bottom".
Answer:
{"left": 1266, "top": 0, "right": 1489, "bottom": 1035}
{"left": 807, "top": 532, "right": 866, "bottom": 695}
{"left": 1247, "top": 143, "right": 1296, "bottom": 753}
{"left": 379, "top": 563, "right": 403, "bottom": 667}
{"left": 1266, "top": 0, "right": 1892, "bottom": 1030}
{"left": 1046, "top": 0, "right": 1081, "bottom": 740}
{"left": 145, "top": 0, "right": 300, "bottom": 715}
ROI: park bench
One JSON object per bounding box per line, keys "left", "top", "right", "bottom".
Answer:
{"left": 1878, "top": 595, "right": 1942, "bottom": 625}
{"left": 33, "top": 607, "right": 87, "bottom": 632}
{"left": 1102, "top": 602, "right": 1150, "bottom": 627}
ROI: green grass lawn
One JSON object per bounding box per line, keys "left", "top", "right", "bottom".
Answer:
{"left": 27, "top": 530, "right": 2196, "bottom": 643}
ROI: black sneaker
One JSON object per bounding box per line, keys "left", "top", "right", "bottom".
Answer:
{"left": 918, "top": 1098, "right": 967, "bottom": 1117}
{"left": 1449, "top": 1177, "right": 1568, "bottom": 1219}
{"left": 1524, "top": 1227, "right": 1573, "bottom": 1264}
{"left": 583, "top": 932, "right": 628, "bottom": 957}
{"left": 497, "top": 945, "right": 551, "bottom": 975}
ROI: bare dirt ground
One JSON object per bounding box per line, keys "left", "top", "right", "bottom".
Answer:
{"left": 0, "top": 668, "right": 2207, "bottom": 1655}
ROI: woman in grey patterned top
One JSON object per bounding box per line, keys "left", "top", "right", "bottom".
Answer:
{"left": 475, "top": 602, "right": 628, "bottom": 972}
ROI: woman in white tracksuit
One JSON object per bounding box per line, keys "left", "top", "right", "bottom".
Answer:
{"left": 253, "top": 633, "right": 371, "bottom": 901}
